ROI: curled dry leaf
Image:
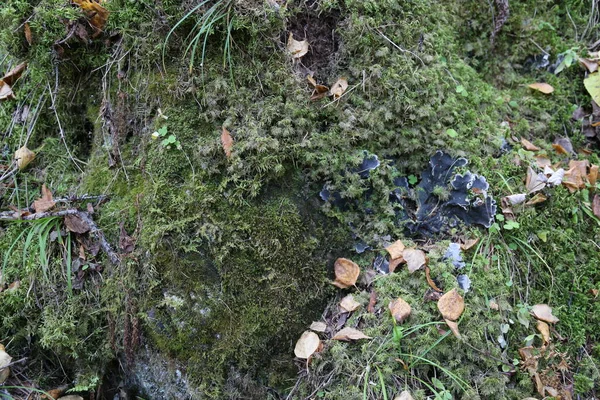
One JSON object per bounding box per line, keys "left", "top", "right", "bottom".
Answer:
{"left": 309, "top": 321, "right": 327, "bottom": 332}
{"left": 24, "top": 23, "right": 32, "bottom": 45}
{"left": 425, "top": 266, "right": 443, "bottom": 292}
{"left": 307, "top": 75, "right": 329, "bottom": 101}
{"left": 65, "top": 214, "right": 91, "bottom": 234}
{"left": 460, "top": 238, "right": 479, "bottom": 251}
{"left": 537, "top": 320, "right": 550, "bottom": 345}
{"left": 592, "top": 194, "right": 600, "bottom": 218}
{"left": 14, "top": 146, "right": 35, "bottom": 170}
{"left": 444, "top": 318, "right": 461, "bottom": 339}
{"left": 394, "top": 391, "right": 415, "bottom": 400}
{"left": 563, "top": 160, "right": 589, "bottom": 192}
{"left": 294, "top": 331, "right": 321, "bottom": 359}
{"left": 403, "top": 248, "right": 426, "bottom": 273}
{"left": 528, "top": 82, "right": 554, "bottom": 94}
{"left": 72, "top": 0, "right": 109, "bottom": 33}
{"left": 589, "top": 164, "right": 598, "bottom": 187}
{"left": 329, "top": 78, "right": 348, "bottom": 100}
{"left": 388, "top": 257, "right": 405, "bottom": 273}
{"left": 3, "top": 62, "right": 27, "bottom": 86}
{"left": 221, "top": 127, "right": 233, "bottom": 158}
{"left": 526, "top": 167, "right": 546, "bottom": 193}
{"left": 0, "top": 344, "right": 11, "bottom": 384}
{"left": 33, "top": 184, "right": 56, "bottom": 213}
{"left": 535, "top": 156, "right": 552, "bottom": 168}
{"left": 525, "top": 193, "right": 547, "bottom": 206}
{"left": 332, "top": 327, "right": 372, "bottom": 341}
{"left": 520, "top": 138, "right": 540, "bottom": 151}
{"left": 388, "top": 297, "right": 411, "bottom": 323}
{"left": 287, "top": 33, "right": 308, "bottom": 59}
{"left": 340, "top": 294, "right": 361, "bottom": 312}
{"left": 579, "top": 58, "right": 599, "bottom": 73}
{"left": 0, "top": 80, "right": 15, "bottom": 101}
{"left": 332, "top": 258, "right": 360, "bottom": 289}
{"left": 531, "top": 304, "right": 559, "bottom": 324}
{"left": 504, "top": 193, "right": 526, "bottom": 206}
{"left": 385, "top": 240, "right": 405, "bottom": 260}
{"left": 437, "top": 288, "right": 465, "bottom": 321}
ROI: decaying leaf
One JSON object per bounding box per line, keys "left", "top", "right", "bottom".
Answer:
{"left": 425, "top": 266, "right": 443, "bottom": 292}
{"left": 332, "top": 258, "right": 360, "bottom": 288}
{"left": 526, "top": 167, "right": 546, "bottom": 193}
{"left": 437, "top": 288, "right": 465, "bottom": 321}
{"left": 535, "top": 156, "right": 552, "bottom": 168}
{"left": 528, "top": 82, "right": 554, "bottom": 94}
{"left": 2, "top": 62, "right": 27, "bottom": 86}
{"left": 309, "top": 321, "right": 327, "bottom": 332}
{"left": 579, "top": 58, "right": 599, "bottom": 73}
{"left": 72, "top": 0, "right": 109, "bottom": 34}
{"left": 589, "top": 164, "right": 598, "bottom": 187}
{"left": 521, "top": 138, "right": 540, "bottom": 151}
{"left": 403, "top": 248, "right": 426, "bottom": 273}
{"left": 592, "top": 194, "right": 600, "bottom": 218}
{"left": 329, "top": 78, "right": 348, "bottom": 100}
{"left": 42, "top": 385, "right": 69, "bottom": 399}
{"left": 563, "top": 159, "right": 589, "bottom": 192}
{"left": 14, "top": 146, "right": 35, "bottom": 170}
{"left": 221, "top": 127, "right": 233, "bottom": 158}
{"left": 332, "top": 327, "right": 372, "bottom": 341}
{"left": 24, "top": 23, "right": 32, "bottom": 46}
{"left": 307, "top": 75, "right": 329, "bottom": 101}
{"left": 287, "top": 33, "right": 308, "bottom": 59}
{"left": 519, "top": 346, "right": 539, "bottom": 376}
{"left": 531, "top": 304, "right": 559, "bottom": 324}
{"left": 388, "top": 257, "right": 405, "bottom": 273}
{"left": 525, "top": 193, "right": 547, "bottom": 206}
{"left": 294, "top": 331, "right": 321, "bottom": 359}
{"left": 340, "top": 294, "right": 361, "bottom": 312}
{"left": 584, "top": 72, "right": 600, "bottom": 106}
{"left": 0, "top": 344, "right": 11, "bottom": 384}
{"left": 537, "top": 320, "right": 550, "bottom": 345}
{"left": 460, "top": 238, "right": 479, "bottom": 251}
{"left": 388, "top": 297, "right": 411, "bottom": 323}
{"left": 33, "top": 184, "right": 56, "bottom": 213}
{"left": 368, "top": 290, "right": 377, "bottom": 313}
{"left": 504, "top": 193, "right": 526, "bottom": 206}
{"left": 444, "top": 318, "right": 461, "bottom": 339}
{"left": 394, "top": 391, "right": 415, "bottom": 400}
{"left": 65, "top": 214, "right": 91, "bottom": 234}
{"left": 0, "top": 80, "right": 15, "bottom": 101}
{"left": 385, "top": 240, "right": 405, "bottom": 260}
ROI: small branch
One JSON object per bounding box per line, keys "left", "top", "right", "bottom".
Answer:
{"left": 374, "top": 28, "right": 425, "bottom": 66}
{"left": 0, "top": 357, "right": 27, "bottom": 371}
{"left": 77, "top": 211, "right": 120, "bottom": 265}
{"left": 54, "top": 194, "right": 109, "bottom": 204}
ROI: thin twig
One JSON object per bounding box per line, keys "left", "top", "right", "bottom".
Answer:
{"left": 0, "top": 357, "right": 27, "bottom": 371}
{"left": 374, "top": 28, "right": 425, "bottom": 66}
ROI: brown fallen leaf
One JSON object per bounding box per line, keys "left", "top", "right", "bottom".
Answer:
{"left": 367, "top": 290, "right": 377, "bottom": 313}
{"left": 340, "top": 294, "right": 361, "bottom": 312}
{"left": 444, "top": 318, "right": 461, "bottom": 339}
{"left": 389, "top": 297, "right": 411, "bottom": 323}
{"left": 388, "top": 257, "right": 405, "bottom": 273}
{"left": 221, "top": 127, "right": 233, "bottom": 158}
{"left": 332, "top": 258, "right": 360, "bottom": 289}
{"left": 425, "top": 266, "right": 443, "bottom": 292}
{"left": 437, "top": 288, "right": 464, "bottom": 321}
{"left": 294, "top": 331, "right": 321, "bottom": 359}
{"left": 0, "top": 344, "right": 11, "bottom": 384}
{"left": 119, "top": 222, "right": 135, "bottom": 254}
{"left": 525, "top": 193, "right": 547, "bottom": 206}
{"left": 563, "top": 159, "right": 589, "bottom": 192}
{"left": 526, "top": 167, "right": 546, "bottom": 193}
{"left": 385, "top": 240, "right": 405, "bottom": 260}
{"left": 72, "top": 0, "right": 109, "bottom": 35}
{"left": 531, "top": 304, "right": 559, "bottom": 324}
{"left": 65, "top": 214, "right": 91, "bottom": 234}
{"left": 593, "top": 194, "right": 600, "bottom": 218}
{"left": 287, "top": 33, "right": 308, "bottom": 59}
{"left": 332, "top": 327, "right": 372, "bottom": 341}
{"left": 588, "top": 164, "right": 598, "bottom": 186}
{"left": 24, "top": 23, "right": 33, "bottom": 46}
{"left": 33, "top": 184, "right": 56, "bottom": 213}
{"left": 307, "top": 75, "right": 329, "bottom": 101}
{"left": 309, "top": 321, "right": 327, "bottom": 332}
{"left": 2, "top": 62, "right": 27, "bottom": 86}
{"left": 0, "top": 80, "right": 15, "bottom": 101}
{"left": 460, "top": 238, "right": 479, "bottom": 251}
{"left": 579, "top": 58, "right": 599, "bottom": 73}
{"left": 403, "top": 248, "right": 426, "bottom": 273}
{"left": 14, "top": 146, "right": 35, "bottom": 170}
{"left": 528, "top": 82, "right": 554, "bottom": 94}
{"left": 535, "top": 156, "right": 552, "bottom": 168}
{"left": 537, "top": 320, "right": 550, "bottom": 345}
{"left": 521, "top": 138, "right": 540, "bottom": 151}
{"left": 519, "top": 346, "right": 539, "bottom": 376}
{"left": 41, "top": 384, "right": 68, "bottom": 399}
{"left": 329, "top": 78, "right": 348, "bottom": 100}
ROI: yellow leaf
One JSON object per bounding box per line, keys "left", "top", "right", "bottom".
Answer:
{"left": 388, "top": 297, "right": 411, "bottom": 323}
{"left": 437, "top": 288, "right": 464, "bottom": 321}
{"left": 294, "top": 331, "right": 320, "bottom": 359}
{"left": 332, "top": 258, "right": 360, "bottom": 289}
{"left": 221, "top": 127, "right": 233, "bottom": 158}
{"left": 340, "top": 294, "right": 361, "bottom": 312}
{"left": 536, "top": 320, "right": 550, "bottom": 345}
{"left": 403, "top": 248, "right": 426, "bottom": 273}
{"left": 584, "top": 72, "right": 600, "bottom": 105}
{"left": 332, "top": 327, "right": 372, "bottom": 341}
{"left": 329, "top": 78, "right": 348, "bottom": 99}
{"left": 14, "top": 146, "right": 35, "bottom": 170}
{"left": 528, "top": 82, "right": 554, "bottom": 94}
{"left": 385, "top": 240, "right": 405, "bottom": 260}
{"left": 287, "top": 33, "right": 308, "bottom": 59}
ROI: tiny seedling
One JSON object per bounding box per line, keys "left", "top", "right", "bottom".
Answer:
{"left": 152, "top": 126, "right": 182, "bottom": 150}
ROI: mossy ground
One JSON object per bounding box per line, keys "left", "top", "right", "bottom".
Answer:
{"left": 0, "top": 0, "right": 599, "bottom": 398}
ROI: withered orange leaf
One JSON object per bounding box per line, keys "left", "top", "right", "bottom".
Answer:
{"left": 592, "top": 194, "right": 600, "bottom": 218}
{"left": 2, "top": 62, "right": 27, "bottom": 86}
{"left": 33, "top": 184, "right": 56, "bottom": 213}
{"left": 437, "top": 289, "right": 464, "bottom": 321}
{"left": 552, "top": 143, "right": 569, "bottom": 155}
{"left": 72, "top": 0, "right": 109, "bottom": 34}
{"left": 388, "top": 257, "right": 405, "bottom": 273}
{"left": 588, "top": 164, "right": 598, "bottom": 187}
{"left": 388, "top": 297, "right": 411, "bottom": 323}
{"left": 537, "top": 320, "right": 550, "bottom": 345}
{"left": 425, "top": 266, "right": 443, "bottom": 292}
{"left": 528, "top": 82, "right": 554, "bottom": 94}
{"left": 332, "top": 258, "right": 360, "bottom": 289}
{"left": 521, "top": 138, "right": 540, "bottom": 151}
{"left": 221, "top": 127, "right": 233, "bottom": 158}
{"left": 332, "top": 327, "right": 372, "bottom": 341}
{"left": 385, "top": 240, "right": 405, "bottom": 260}
{"left": 562, "top": 159, "right": 589, "bottom": 192}
{"left": 24, "top": 23, "right": 32, "bottom": 46}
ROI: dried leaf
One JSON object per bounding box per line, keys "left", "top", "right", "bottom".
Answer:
{"left": 33, "top": 184, "right": 56, "bottom": 213}
{"left": 294, "top": 331, "right": 320, "bottom": 359}
{"left": 332, "top": 327, "right": 372, "bottom": 341}
{"left": 329, "top": 78, "right": 348, "bottom": 100}
{"left": 526, "top": 167, "right": 546, "bottom": 193}
{"left": 444, "top": 318, "right": 461, "bottom": 339}
{"left": 521, "top": 138, "right": 540, "bottom": 151}
{"left": 0, "top": 80, "right": 15, "bottom": 101}
{"left": 332, "top": 258, "right": 360, "bottom": 289}
{"left": 588, "top": 164, "right": 598, "bottom": 187}
{"left": 388, "top": 297, "right": 411, "bottom": 323}
{"left": 340, "top": 294, "right": 361, "bottom": 312}
{"left": 394, "top": 391, "right": 415, "bottom": 400}
{"left": 528, "top": 82, "right": 554, "bottom": 94}
{"left": 42, "top": 385, "right": 69, "bottom": 399}
{"left": 221, "top": 127, "right": 233, "bottom": 158}
{"left": 307, "top": 75, "right": 329, "bottom": 101}
{"left": 64, "top": 214, "right": 90, "bottom": 234}
{"left": 504, "top": 193, "right": 526, "bottom": 205}
{"left": 2, "top": 62, "right": 27, "bottom": 86}
{"left": 584, "top": 72, "right": 600, "bottom": 106}
{"left": 403, "top": 248, "right": 426, "bottom": 273}
{"left": 437, "top": 288, "right": 465, "bottom": 321}
{"left": 385, "top": 240, "right": 405, "bottom": 260}
{"left": 563, "top": 160, "right": 589, "bottom": 192}
{"left": 593, "top": 194, "right": 600, "bottom": 218}
{"left": 531, "top": 304, "right": 559, "bottom": 324}
{"left": 535, "top": 156, "right": 552, "bottom": 168}
{"left": 425, "top": 266, "right": 443, "bottom": 292}
{"left": 119, "top": 222, "right": 135, "bottom": 253}
{"left": 0, "top": 345, "right": 11, "bottom": 384}
{"left": 579, "top": 58, "right": 599, "bottom": 73}
{"left": 72, "top": 0, "right": 109, "bottom": 33}
{"left": 388, "top": 257, "right": 405, "bottom": 273}
{"left": 309, "top": 321, "right": 327, "bottom": 332}
{"left": 525, "top": 193, "right": 547, "bottom": 206}
{"left": 537, "top": 320, "right": 550, "bottom": 345}
{"left": 367, "top": 290, "right": 377, "bottom": 313}
{"left": 14, "top": 146, "right": 35, "bottom": 170}
{"left": 24, "top": 23, "right": 32, "bottom": 46}
{"left": 547, "top": 168, "right": 565, "bottom": 186}
{"left": 460, "top": 238, "right": 479, "bottom": 251}
{"left": 287, "top": 33, "right": 308, "bottom": 59}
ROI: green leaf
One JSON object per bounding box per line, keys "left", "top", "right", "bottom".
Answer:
{"left": 158, "top": 126, "right": 168, "bottom": 136}
{"left": 432, "top": 377, "right": 445, "bottom": 390}
{"left": 517, "top": 307, "right": 530, "bottom": 328}
{"left": 584, "top": 72, "right": 600, "bottom": 105}
{"left": 509, "top": 100, "right": 518, "bottom": 108}
{"left": 408, "top": 175, "right": 418, "bottom": 185}
{"left": 446, "top": 128, "right": 458, "bottom": 138}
